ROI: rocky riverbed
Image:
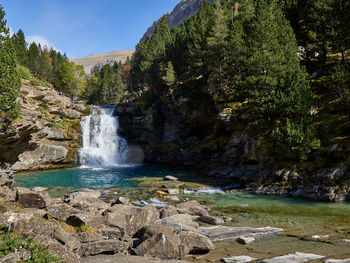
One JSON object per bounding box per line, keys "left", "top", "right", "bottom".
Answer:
{"left": 2, "top": 168, "right": 350, "bottom": 263}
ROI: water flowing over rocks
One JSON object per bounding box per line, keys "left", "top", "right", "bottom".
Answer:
{"left": 0, "top": 80, "right": 89, "bottom": 171}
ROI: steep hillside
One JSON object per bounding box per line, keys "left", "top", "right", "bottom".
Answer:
{"left": 0, "top": 80, "right": 89, "bottom": 171}
{"left": 142, "top": 0, "right": 214, "bottom": 41}
{"left": 71, "top": 50, "right": 134, "bottom": 74}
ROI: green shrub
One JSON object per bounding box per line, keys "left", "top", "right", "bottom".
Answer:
{"left": 16, "top": 64, "right": 31, "bottom": 80}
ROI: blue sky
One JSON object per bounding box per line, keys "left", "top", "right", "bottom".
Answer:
{"left": 1, "top": 0, "right": 179, "bottom": 59}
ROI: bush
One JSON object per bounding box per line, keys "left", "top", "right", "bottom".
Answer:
{"left": 16, "top": 64, "right": 31, "bottom": 80}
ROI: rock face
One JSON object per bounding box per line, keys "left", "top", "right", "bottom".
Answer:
{"left": 142, "top": 0, "right": 214, "bottom": 41}
{"left": 0, "top": 80, "right": 89, "bottom": 171}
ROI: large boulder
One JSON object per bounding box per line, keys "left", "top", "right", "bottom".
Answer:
{"left": 66, "top": 212, "right": 104, "bottom": 228}
{"left": 16, "top": 187, "right": 51, "bottom": 208}
{"left": 178, "top": 231, "right": 215, "bottom": 254}
{"left": 0, "top": 249, "right": 31, "bottom": 262}
{"left": 78, "top": 232, "right": 104, "bottom": 243}
{"left": 64, "top": 189, "right": 101, "bottom": 202}
{"left": 53, "top": 226, "right": 81, "bottom": 250}
{"left": 34, "top": 235, "right": 80, "bottom": 263}
{"left": 133, "top": 232, "right": 184, "bottom": 260}
{"left": 126, "top": 205, "right": 160, "bottom": 236}
{"left": 104, "top": 211, "right": 128, "bottom": 230}
{"left": 46, "top": 203, "right": 81, "bottom": 221}
{"left": 0, "top": 212, "right": 53, "bottom": 237}
{"left": 77, "top": 240, "right": 131, "bottom": 256}
{"left": 135, "top": 225, "right": 177, "bottom": 243}
{"left": 157, "top": 214, "right": 199, "bottom": 231}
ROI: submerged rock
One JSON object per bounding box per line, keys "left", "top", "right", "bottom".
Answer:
{"left": 198, "top": 215, "right": 224, "bottom": 225}
{"left": 164, "top": 176, "right": 179, "bottom": 182}
{"left": 236, "top": 236, "right": 255, "bottom": 245}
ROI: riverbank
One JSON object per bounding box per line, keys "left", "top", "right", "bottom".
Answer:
{"left": 5, "top": 166, "right": 350, "bottom": 262}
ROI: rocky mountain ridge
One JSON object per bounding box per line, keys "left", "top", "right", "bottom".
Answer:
{"left": 71, "top": 50, "right": 134, "bottom": 74}
{"left": 0, "top": 80, "right": 89, "bottom": 172}
{"left": 142, "top": 0, "right": 214, "bottom": 41}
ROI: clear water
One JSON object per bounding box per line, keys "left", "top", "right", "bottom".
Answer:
{"left": 15, "top": 165, "right": 195, "bottom": 191}
{"left": 15, "top": 165, "right": 350, "bottom": 242}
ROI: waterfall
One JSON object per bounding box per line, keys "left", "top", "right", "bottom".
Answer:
{"left": 79, "top": 106, "right": 129, "bottom": 168}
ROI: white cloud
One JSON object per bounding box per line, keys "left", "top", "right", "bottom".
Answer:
{"left": 26, "top": 35, "right": 61, "bottom": 53}
{"left": 8, "top": 27, "right": 14, "bottom": 36}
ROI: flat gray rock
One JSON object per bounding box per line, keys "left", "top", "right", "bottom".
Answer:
{"left": 222, "top": 256, "right": 256, "bottom": 263}
{"left": 326, "top": 260, "right": 350, "bottom": 263}
{"left": 198, "top": 226, "right": 283, "bottom": 242}
{"left": 81, "top": 254, "right": 187, "bottom": 263}
{"left": 258, "top": 252, "right": 324, "bottom": 263}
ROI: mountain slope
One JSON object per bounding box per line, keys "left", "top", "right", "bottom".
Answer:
{"left": 142, "top": 0, "right": 214, "bottom": 41}
{"left": 71, "top": 50, "right": 134, "bottom": 74}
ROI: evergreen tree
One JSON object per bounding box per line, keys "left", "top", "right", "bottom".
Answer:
{"left": 207, "top": 0, "right": 229, "bottom": 100}
{"left": 27, "top": 42, "right": 40, "bottom": 77}
{"left": 242, "top": 0, "right": 316, "bottom": 160}
{"left": 162, "top": 61, "right": 176, "bottom": 86}
{"left": 0, "top": 6, "right": 21, "bottom": 130}
{"left": 11, "top": 29, "right": 27, "bottom": 66}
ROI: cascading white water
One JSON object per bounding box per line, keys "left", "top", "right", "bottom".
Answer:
{"left": 79, "top": 106, "right": 129, "bottom": 168}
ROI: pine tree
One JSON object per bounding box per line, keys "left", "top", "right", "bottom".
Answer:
{"left": 207, "top": 0, "right": 229, "bottom": 101}
{"left": 162, "top": 61, "right": 176, "bottom": 86}
{"left": 27, "top": 42, "right": 40, "bottom": 77}
{"left": 11, "top": 29, "right": 28, "bottom": 66}
{"left": 0, "top": 6, "right": 21, "bottom": 130}
{"left": 241, "top": 0, "right": 317, "bottom": 160}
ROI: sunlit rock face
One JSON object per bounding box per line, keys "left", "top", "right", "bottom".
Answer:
{"left": 142, "top": 0, "right": 215, "bottom": 41}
